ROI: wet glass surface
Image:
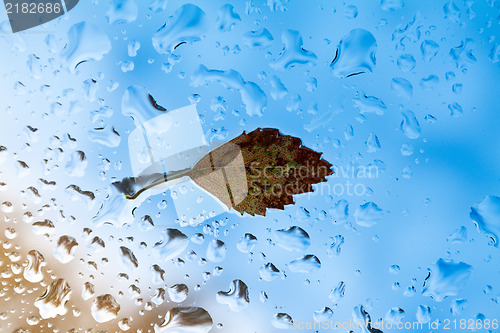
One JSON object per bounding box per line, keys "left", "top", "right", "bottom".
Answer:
{"left": 0, "top": 0, "right": 499, "bottom": 332}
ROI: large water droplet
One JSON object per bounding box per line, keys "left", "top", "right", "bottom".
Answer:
{"left": 216, "top": 4, "right": 241, "bottom": 32}
{"left": 353, "top": 94, "right": 386, "bottom": 116}
{"left": 288, "top": 254, "right": 321, "bottom": 273}
{"left": 331, "top": 29, "right": 377, "bottom": 78}
{"left": 329, "top": 281, "right": 346, "bottom": 303}
{"left": 354, "top": 202, "right": 383, "bottom": 227}
{"left": 152, "top": 4, "right": 207, "bottom": 54}
{"left": 422, "top": 258, "right": 473, "bottom": 302}
{"left": 470, "top": 196, "right": 500, "bottom": 247}
{"left": 65, "top": 150, "right": 87, "bottom": 177}
{"left": 34, "top": 279, "right": 72, "bottom": 319}
{"left": 272, "top": 313, "right": 293, "bottom": 329}
{"left": 327, "top": 235, "right": 344, "bottom": 257}
{"left": 54, "top": 235, "right": 78, "bottom": 264}
{"left": 23, "top": 250, "right": 46, "bottom": 283}
{"left": 243, "top": 28, "right": 274, "bottom": 49}
{"left": 259, "top": 262, "right": 282, "bottom": 281}
{"left": 416, "top": 305, "right": 431, "bottom": 323}
{"left": 313, "top": 307, "right": 333, "bottom": 322}
{"left": 237, "top": 233, "right": 258, "bottom": 253}
{"left": 61, "top": 22, "right": 111, "bottom": 73}
{"left": 155, "top": 307, "right": 213, "bottom": 333}
{"left": 273, "top": 226, "right": 310, "bottom": 252}
{"left": 421, "top": 40, "right": 439, "bottom": 62}
{"left": 153, "top": 228, "right": 189, "bottom": 260}
{"left": 451, "top": 298, "right": 468, "bottom": 315}
{"left": 216, "top": 279, "right": 250, "bottom": 312}
{"left": 446, "top": 226, "right": 467, "bottom": 244}
{"left": 91, "top": 294, "right": 121, "bottom": 323}
{"left": 400, "top": 109, "right": 421, "bottom": 139}
{"left": 385, "top": 307, "right": 405, "bottom": 324}
{"left": 82, "top": 282, "right": 95, "bottom": 300}
{"left": 271, "top": 30, "right": 317, "bottom": 70}
{"left": 120, "top": 246, "right": 139, "bottom": 270}
{"left": 391, "top": 77, "right": 413, "bottom": 99}
{"left": 168, "top": 284, "right": 189, "bottom": 303}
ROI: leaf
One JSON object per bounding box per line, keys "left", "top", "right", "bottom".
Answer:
{"left": 115, "top": 128, "right": 334, "bottom": 216}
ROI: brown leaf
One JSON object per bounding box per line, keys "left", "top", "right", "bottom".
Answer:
{"left": 186, "top": 128, "right": 333, "bottom": 216}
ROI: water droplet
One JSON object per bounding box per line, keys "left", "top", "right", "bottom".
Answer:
{"left": 331, "top": 29, "right": 377, "bottom": 78}
{"left": 153, "top": 228, "right": 189, "bottom": 260}
{"left": 106, "top": 0, "right": 138, "bottom": 24}
{"left": 443, "top": 1, "right": 461, "bottom": 22}
{"left": 24, "top": 250, "right": 45, "bottom": 283}
{"left": 313, "top": 307, "right": 333, "bottom": 322}
{"left": 421, "top": 40, "right": 439, "bottom": 62}
{"left": 216, "top": 280, "right": 250, "bottom": 311}
{"left": 65, "top": 150, "right": 87, "bottom": 177}
{"left": 243, "top": 28, "right": 274, "bottom": 49}
{"left": 273, "top": 226, "right": 310, "bottom": 252}
{"left": 422, "top": 258, "right": 473, "bottom": 302}
{"left": 397, "top": 54, "right": 416, "bottom": 72}
{"left": 470, "top": 196, "right": 500, "bottom": 247}
{"left": 32, "top": 219, "right": 55, "bottom": 235}
{"left": 206, "top": 240, "right": 227, "bottom": 263}
{"left": 237, "top": 233, "right": 258, "bottom": 253}
{"left": 120, "top": 246, "right": 139, "bottom": 270}
{"left": 448, "top": 102, "right": 463, "bottom": 117}
{"left": 329, "top": 281, "right": 346, "bottom": 303}
{"left": 401, "top": 109, "right": 421, "bottom": 139}
{"left": 216, "top": 4, "right": 241, "bottom": 32}
{"left": 34, "top": 279, "right": 72, "bottom": 319}
{"left": 155, "top": 307, "right": 213, "bottom": 333}
{"left": 389, "top": 265, "right": 400, "bottom": 274}
{"left": 119, "top": 318, "right": 132, "bottom": 331}
{"left": 354, "top": 202, "right": 383, "bottom": 227}
{"left": 353, "top": 94, "right": 386, "bottom": 116}
{"left": 381, "top": 0, "right": 405, "bottom": 11}
{"left": 149, "top": 0, "right": 168, "bottom": 12}
{"left": 128, "top": 40, "right": 140, "bottom": 57}
{"left": 289, "top": 254, "right": 321, "bottom": 273}
{"left": 420, "top": 75, "right": 439, "bottom": 89}
{"left": 54, "top": 235, "right": 78, "bottom": 264}
{"left": 365, "top": 133, "right": 381, "bottom": 153}
{"left": 61, "top": 22, "right": 111, "bottom": 73}
{"left": 151, "top": 264, "right": 165, "bottom": 284}
{"left": 259, "top": 262, "right": 282, "bottom": 281}
{"left": 452, "top": 83, "right": 463, "bottom": 94}
{"left": 344, "top": 5, "right": 358, "bottom": 19}
{"left": 385, "top": 307, "right": 405, "bottom": 324}
{"left": 391, "top": 77, "right": 413, "bottom": 99}
{"left": 451, "top": 298, "right": 468, "bottom": 315}
{"left": 152, "top": 4, "right": 207, "bottom": 54}
{"left": 82, "top": 282, "right": 95, "bottom": 300}
{"left": 91, "top": 294, "right": 121, "bottom": 323}
{"left": 446, "top": 226, "right": 467, "bottom": 244}
{"left": 272, "top": 313, "right": 293, "bottom": 329}
{"left": 270, "top": 75, "right": 288, "bottom": 100}
{"left": 168, "top": 284, "right": 189, "bottom": 302}
{"left": 327, "top": 235, "right": 344, "bottom": 257}
{"left": 271, "top": 30, "right": 317, "bottom": 70}
{"left": 88, "top": 125, "right": 121, "bottom": 147}
{"left": 152, "top": 288, "right": 166, "bottom": 306}
{"left": 416, "top": 305, "right": 431, "bottom": 323}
